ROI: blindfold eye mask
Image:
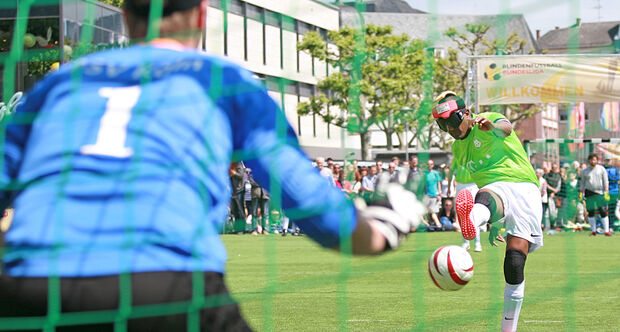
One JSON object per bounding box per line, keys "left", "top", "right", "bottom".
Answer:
{"left": 432, "top": 98, "right": 466, "bottom": 132}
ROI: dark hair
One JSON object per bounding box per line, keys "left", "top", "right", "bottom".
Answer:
{"left": 588, "top": 153, "right": 598, "bottom": 161}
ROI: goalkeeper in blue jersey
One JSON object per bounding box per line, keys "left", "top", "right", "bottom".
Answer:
{"left": 0, "top": 1, "right": 424, "bottom": 330}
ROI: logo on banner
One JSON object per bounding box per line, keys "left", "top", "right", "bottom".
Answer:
{"left": 483, "top": 63, "right": 501, "bottom": 81}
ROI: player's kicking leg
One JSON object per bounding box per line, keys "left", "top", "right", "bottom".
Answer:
{"left": 456, "top": 187, "right": 533, "bottom": 331}
{"left": 456, "top": 189, "right": 502, "bottom": 242}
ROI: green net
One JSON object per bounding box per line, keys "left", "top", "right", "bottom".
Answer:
{"left": 1, "top": 0, "right": 620, "bottom": 331}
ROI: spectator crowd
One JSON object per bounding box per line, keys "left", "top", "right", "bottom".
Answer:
{"left": 226, "top": 152, "right": 620, "bottom": 237}
{"left": 226, "top": 154, "right": 465, "bottom": 235}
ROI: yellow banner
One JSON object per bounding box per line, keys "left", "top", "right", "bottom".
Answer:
{"left": 476, "top": 56, "right": 620, "bottom": 105}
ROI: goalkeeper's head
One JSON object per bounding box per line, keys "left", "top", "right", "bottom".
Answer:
{"left": 123, "top": 0, "right": 206, "bottom": 46}
{"left": 432, "top": 91, "right": 472, "bottom": 140}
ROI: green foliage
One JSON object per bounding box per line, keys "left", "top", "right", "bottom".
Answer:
{"left": 99, "top": 0, "right": 124, "bottom": 8}
{"left": 441, "top": 23, "right": 541, "bottom": 127}
{"left": 297, "top": 24, "right": 435, "bottom": 158}
{"left": 26, "top": 48, "right": 61, "bottom": 78}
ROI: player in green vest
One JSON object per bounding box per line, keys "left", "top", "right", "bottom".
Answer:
{"left": 433, "top": 91, "right": 543, "bottom": 332}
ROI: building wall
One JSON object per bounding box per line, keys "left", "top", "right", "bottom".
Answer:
{"left": 204, "top": 1, "right": 361, "bottom": 159}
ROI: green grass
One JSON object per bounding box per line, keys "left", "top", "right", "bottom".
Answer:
{"left": 223, "top": 231, "right": 620, "bottom": 331}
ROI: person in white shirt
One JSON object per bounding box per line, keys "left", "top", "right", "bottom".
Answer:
{"left": 580, "top": 154, "right": 611, "bottom": 236}
{"left": 315, "top": 157, "right": 335, "bottom": 186}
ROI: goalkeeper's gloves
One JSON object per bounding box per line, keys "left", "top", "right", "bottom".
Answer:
{"left": 605, "top": 191, "right": 610, "bottom": 201}
{"left": 579, "top": 192, "right": 584, "bottom": 202}
{"left": 355, "top": 181, "right": 425, "bottom": 250}
{"left": 488, "top": 220, "right": 505, "bottom": 247}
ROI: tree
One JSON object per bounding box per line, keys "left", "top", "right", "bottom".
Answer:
{"left": 297, "top": 24, "right": 428, "bottom": 159}
{"left": 100, "top": 0, "right": 124, "bottom": 8}
{"left": 439, "top": 23, "right": 540, "bottom": 128}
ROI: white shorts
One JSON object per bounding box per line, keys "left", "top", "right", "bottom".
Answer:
{"left": 424, "top": 196, "right": 441, "bottom": 214}
{"left": 481, "top": 181, "right": 543, "bottom": 253}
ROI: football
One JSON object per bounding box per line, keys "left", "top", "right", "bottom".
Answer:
{"left": 428, "top": 245, "right": 474, "bottom": 291}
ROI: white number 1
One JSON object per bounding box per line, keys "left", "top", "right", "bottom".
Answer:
{"left": 80, "top": 86, "right": 141, "bottom": 158}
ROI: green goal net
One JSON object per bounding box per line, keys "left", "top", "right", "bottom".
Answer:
{"left": 1, "top": 0, "right": 619, "bottom": 331}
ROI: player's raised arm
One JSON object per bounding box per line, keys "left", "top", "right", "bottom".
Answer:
{"left": 473, "top": 116, "right": 511, "bottom": 137}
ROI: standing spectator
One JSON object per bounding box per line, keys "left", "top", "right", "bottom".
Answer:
{"left": 440, "top": 166, "right": 453, "bottom": 203}
{"left": 407, "top": 155, "right": 425, "bottom": 198}
{"left": 387, "top": 162, "right": 399, "bottom": 183}
{"left": 326, "top": 157, "right": 334, "bottom": 170}
{"left": 604, "top": 157, "right": 619, "bottom": 231}
{"left": 0, "top": 1, "right": 426, "bottom": 329}
{"left": 433, "top": 91, "right": 542, "bottom": 332}
{"left": 564, "top": 169, "right": 581, "bottom": 226}
{"left": 580, "top": 154, "right": 611, "bottom": 236}
{"left": 391, "top": 156, "right": 401, "bottom": 167}
{"left": 350, "top": 170, "right": 363, "bottom": 195}
{"left": 438, "top": 198, "right": 457, "bottom": 231}
{"left": 424, "top": 159, "right": 443, "bottom": 228}
{"left": 536, "top": 169, "right": 549, "bottom": 230}
{"left": 316, "top": 157, "right": 335, "bottom": 186}
{"left": 249, "top": 170, "right": 270, "bottom": 235}
{"left": 544, "top": 163, "right": 562, "bottom": 227}
{"left": 376, "top": 160, "right": 384, "bottom": 174}
{"left": 244, "top": 168, "right": 253, "bottom": 225}
{"left": 401, "top": 160, "right": 410, "bottom": 172}
{"left": 332, "top": 163, "right": 343, "bottom": 189}
{"left": 230, "top": 163, "right": 247, "bottom": 233}
{"left": 360, "top": 165, "right": 378, "bottom": 199}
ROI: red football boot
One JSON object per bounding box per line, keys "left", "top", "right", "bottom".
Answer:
{"left": 456, "top": 190, "right": 476, "bottom": 241}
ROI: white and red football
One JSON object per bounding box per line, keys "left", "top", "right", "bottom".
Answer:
{"left": 428, "top": 245, "right": 474, "bottom": 291}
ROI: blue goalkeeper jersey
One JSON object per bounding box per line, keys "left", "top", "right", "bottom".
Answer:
{"left": 1, "top": 40, "right": 356, "bottom": 277}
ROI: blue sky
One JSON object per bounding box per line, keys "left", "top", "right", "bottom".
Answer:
{"left": 407, "top": 0, "right": 620, "bottom": 36}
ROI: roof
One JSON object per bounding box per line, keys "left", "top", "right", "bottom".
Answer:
{"left": 341, "top": 0, "right": 426, "bottom": 14}
{"left": 339, "top": 11, "right": 539, "bottom": 54}
{"left": 538, "top": 21, "right": 620, "bottom": 50}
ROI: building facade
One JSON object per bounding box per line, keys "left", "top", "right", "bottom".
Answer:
{"left": 537, "top": 19, "right": 620, "bottom": 161}
{"left": 203, "top": 0, "right": 361, "bottom": 159}
{"left": 0, "top": 0, "right": 127, "bottom": 95}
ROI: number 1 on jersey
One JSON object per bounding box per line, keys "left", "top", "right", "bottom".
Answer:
{"left": 81, "top": 86, "right": 141, "bottom": 158}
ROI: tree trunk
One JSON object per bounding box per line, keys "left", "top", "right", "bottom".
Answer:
{"left": 396, "top": 132, "right": 406, "bottom": 151}
{"left": 360, "top": 132, "right": 371, "bottom": 161}
{"left": 385, "top": 129, "right": 394, "bottom": 151}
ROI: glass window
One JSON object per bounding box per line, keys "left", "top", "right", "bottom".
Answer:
{"left": 282, "top": 15, "right": 296, "bottom": 32}
{"left": 297, "top": 21, "right": 313, "bottom": 35}
{"left": 558, "top": 104, "right": 569, "bottom": 122}
{"left": 265, "top": 76, "right": 280, "bottom": 92}
{"left": 299, "top": 83, "right": 314, "bottom": 97}
{"left": 29, "top": 3, "right": 60, "bottom": 17}
{"left": 209, "top": 1, "right": 221, "bottom": 9}
{"left": 284, "top": 81, "right": 298, "bottom": 95}
{"left": 0, "top": 0, "right": 17, "bottom": 19}
{"left": 230, "top": 0, "right": 244, "bottom": 15}
{"left": 264, "top": 9, "right": 280, "bottom": 27}
{"left": 318, "top": 28, "right": 328, "bottom": 41}
{"left": 246, "top": 3, "right": 262, "bottom": 22}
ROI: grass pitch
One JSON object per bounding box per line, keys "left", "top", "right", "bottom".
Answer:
{"left": 223, "top": 231, "right": 620, "bottom": 331}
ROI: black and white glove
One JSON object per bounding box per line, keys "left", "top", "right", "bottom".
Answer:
{"left": 355, "top": 181, "right": 425, "bottom": 250}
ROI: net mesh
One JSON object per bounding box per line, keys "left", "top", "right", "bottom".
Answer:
{"left": 0, "top": 0, "right": 619, "bottom": 331}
